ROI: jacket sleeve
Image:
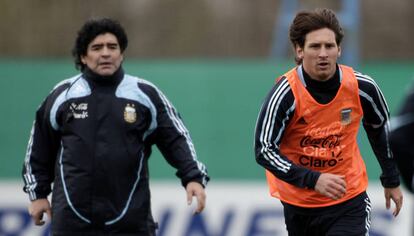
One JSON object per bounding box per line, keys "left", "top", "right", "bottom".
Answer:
{"left": 356, "top": 72, "right": 400, "bottom": 188}
{"left": 390, "top": 83, "right": 414, "bottom": 192}
{"left": 139, "top": 82, "right": 209, "bottom": 187}
{"left": 254, "top": 77, "right": 320, "bottom": 189}
{"left": 22, "top": 92, "right": 62, "bottom": 201}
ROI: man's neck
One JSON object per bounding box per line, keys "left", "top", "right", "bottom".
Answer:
{"left": 83, "top": 67, "right": 124, "bottom": 86}
{"left": 300, "top": 64, "right": 340, "bottom": 104}
{"left": 302, "top": 64, "right": 339, "bottom": 85}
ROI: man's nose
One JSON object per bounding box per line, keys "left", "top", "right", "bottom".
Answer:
{"left": 319, "top": 47, "right": 328, "bottom": 57}
{"left": 101, "top": 46, "right": 111, "bottom": 56}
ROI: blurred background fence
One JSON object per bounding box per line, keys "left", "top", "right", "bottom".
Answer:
{"left": 0, "top": 0, "right": 414, "bottom": 235}
{"left": 1, "top": 0, "right": 413, "bottom": 60}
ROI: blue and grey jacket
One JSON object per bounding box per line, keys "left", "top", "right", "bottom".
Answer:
{"left": 22, "top": 67, "right": 209, "bottom": 235}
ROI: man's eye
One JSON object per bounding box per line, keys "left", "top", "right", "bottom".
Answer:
{"left": 91, "top": 46, "right": 102, "bottom": 51}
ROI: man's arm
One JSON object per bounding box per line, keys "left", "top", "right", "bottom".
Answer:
{"left": 254, "top": 77, "right": 321, "bottom": 189}
{"left": 22, "top": 99, "right": 61, "bottom": 200}
{"left": 22, "top": 83, "right": 68, "bottom": 224}
{"left": 139, "top": 81, "right": 209, "bottom": 212}
{"left": 356, "top": 72, "right": 403, "bottom": 216}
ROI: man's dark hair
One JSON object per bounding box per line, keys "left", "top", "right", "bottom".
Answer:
{"left": 72, "top": 18, "right": 128, "bottom": 71}
{"left": 289, "top": 8, "right": 344, "bottom": 65}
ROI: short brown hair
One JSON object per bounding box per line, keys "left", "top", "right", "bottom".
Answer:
{"left": 289, "top": 8, "right": 344, "bottom": 64}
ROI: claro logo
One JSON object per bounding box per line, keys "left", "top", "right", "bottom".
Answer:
{"left": 299, "top": 155, "right": 343, "bottom": 167}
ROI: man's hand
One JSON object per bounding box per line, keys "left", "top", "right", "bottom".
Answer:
{"left": 384, "top": 187, "right": 403, "bottom": 217}
{"left": 28, "top": 199, "right": 52, "bottom": 226}
{"left": 314, "top": 173, "right": 347, "bottom": 200}
{"left": 185, "top": 181, "right": 206, "bottom": 214}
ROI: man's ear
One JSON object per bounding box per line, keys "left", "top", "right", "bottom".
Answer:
{"left": 80, "top": 55, "right": 86, "bottom": 65}
{"left": 295, "top": 45, "right": 304, "bottom": 60}
{"left": 338, "top": 46, "right": 341, "bottom": 57}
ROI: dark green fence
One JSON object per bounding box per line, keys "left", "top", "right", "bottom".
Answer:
{"left": 1, "top": 59, "right": 413, "bottom": 180}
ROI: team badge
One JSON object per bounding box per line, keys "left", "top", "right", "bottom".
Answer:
{"left": 340, "top": 108, "right": 352, "bottom": 125}
{"left": 124, "top": 103, "right": 137, "bottom": 123}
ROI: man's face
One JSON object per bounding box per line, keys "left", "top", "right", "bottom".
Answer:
{"left": 81, "top": 33, "right": 123, "bottom": 76}
{"left": 295, "top": 28, "right": 341, "bottom": 81}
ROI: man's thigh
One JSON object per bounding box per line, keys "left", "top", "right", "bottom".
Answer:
{"left": 326, "top": 195, "right": 371, "bottom": 236}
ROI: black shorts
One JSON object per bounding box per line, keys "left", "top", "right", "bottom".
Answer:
{"left": 282, "top": 191, "right": 371, "bottom": 236}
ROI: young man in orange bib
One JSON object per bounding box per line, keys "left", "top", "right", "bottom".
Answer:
{"left": 254, "top": 8, "right": 403, "bottom": 236}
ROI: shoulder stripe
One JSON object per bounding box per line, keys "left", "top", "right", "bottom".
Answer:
{"left": 358, "top": 89, "right": 385, "bottom": 128}
{"left": 356, "top": 72, "right": 392, "bottom": 158}
{"left": 50, "top": 76, "right": 91, "bottom": 130}
{"left": 355, "top": 73, "right": 389, "bottom": 115}
{"left": 257, "top": 78, "right": 294, "bottom": 172}
{"left": 135, "top": 76, "right": 208, "bottom": 183}
{"left": 52, "top": 74, "right": 82, "bottom": 90}
{"left": 260, "top": 78, "right": 290, "bottom": 143}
